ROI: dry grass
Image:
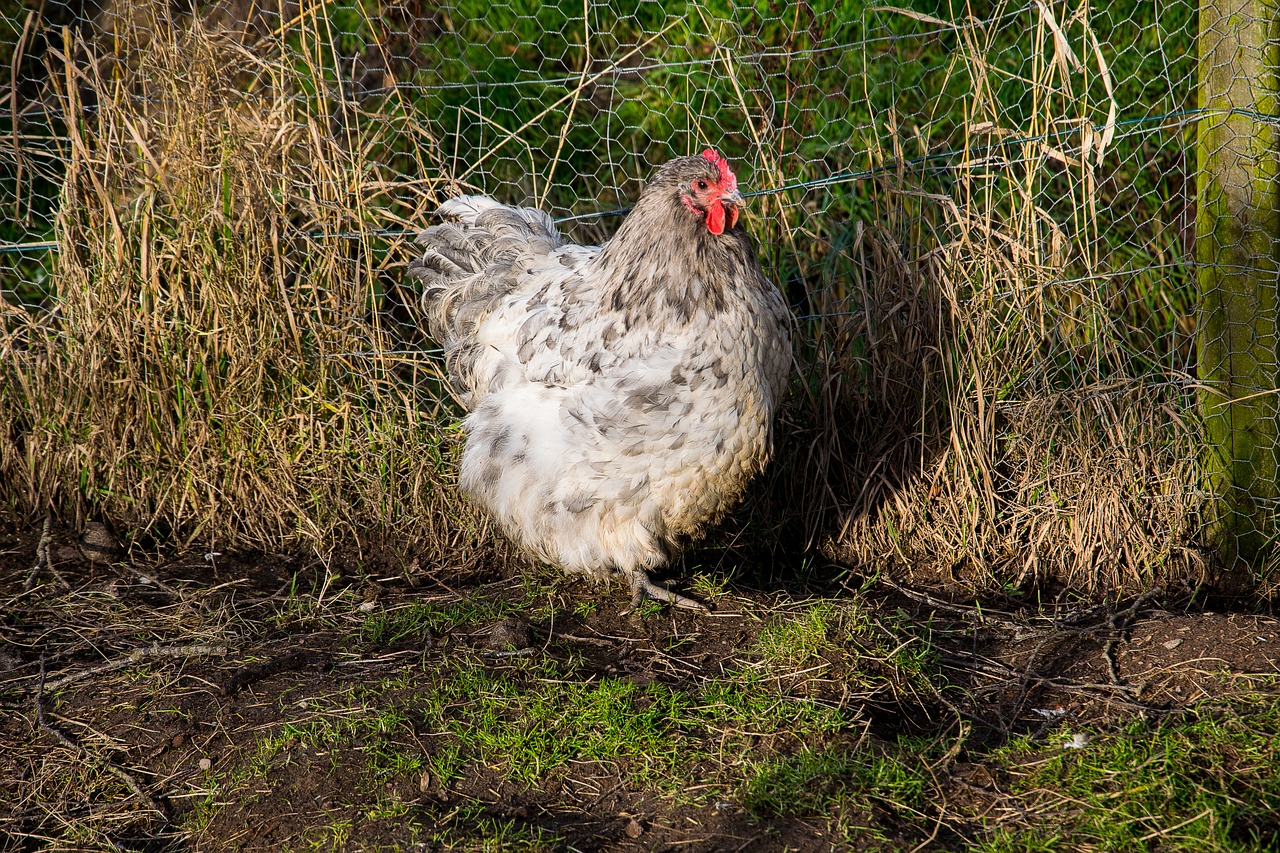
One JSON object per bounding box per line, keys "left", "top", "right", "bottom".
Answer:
{"left": 760, "top": 3, "right": 1206, "bottom": 594}
{"left": 1, "top": 0, "right": 1210, "bottom": 594}
{"left": 0, "top": 6, "right": 505, "bottom": 567}
{"left": 800, "top": 190, "right": 1205, "bottom": 592}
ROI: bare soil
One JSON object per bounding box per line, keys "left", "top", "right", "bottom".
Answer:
{"left": 2, "top": 513, "right": 1277, "bottom": 852}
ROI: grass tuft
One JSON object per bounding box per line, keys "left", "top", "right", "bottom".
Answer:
{"left": 0, "top": 3, "right": 500, "bottom": 569}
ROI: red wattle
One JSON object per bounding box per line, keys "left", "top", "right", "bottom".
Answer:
{"left": 706, "top": 200, "right": 726, "bottom": 235}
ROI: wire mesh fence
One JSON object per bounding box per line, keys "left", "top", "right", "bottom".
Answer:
{"left": 0, "top": 0, "right": 1269, "bottom": 593}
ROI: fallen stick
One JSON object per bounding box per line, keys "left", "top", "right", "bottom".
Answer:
{"left": 41, "top": 643, "right": 230, "bottom": 692}
{"left": 22, "top": 515, "right": 66, "bottom": 592}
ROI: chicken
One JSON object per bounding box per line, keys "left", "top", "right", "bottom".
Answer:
{"left": 407, "top": 150, "right": 791, "bottom": 610}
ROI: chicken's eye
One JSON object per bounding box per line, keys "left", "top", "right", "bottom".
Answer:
{"left": 696, "top": 180, "right": 708, "bottom": 190}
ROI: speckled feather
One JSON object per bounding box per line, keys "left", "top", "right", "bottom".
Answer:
{"left": 408, "top": 154, "right": 791, "bottom": 584}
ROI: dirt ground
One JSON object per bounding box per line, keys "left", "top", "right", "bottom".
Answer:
{"left": 2, "top": 512, "right": 1278, "bottom": 852}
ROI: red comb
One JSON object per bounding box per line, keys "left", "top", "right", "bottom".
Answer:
{"left": 700, "top": 148, "right": 737, "bottom": 194}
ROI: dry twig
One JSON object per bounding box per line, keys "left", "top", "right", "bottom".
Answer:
{"left": 22, "top": 515, "right": 63, "bottom": 592}
{"left": 1103, "top": 587, "right": 1165, "bottom": 685}
{"left": 40, "top": 643, "right": 229, "bottom": 692}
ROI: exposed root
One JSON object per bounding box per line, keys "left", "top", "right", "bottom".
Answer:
{"left": 22, "top": 514, "right": 63, "bottom": 592}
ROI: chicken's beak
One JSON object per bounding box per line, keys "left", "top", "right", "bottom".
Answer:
{"left": 720, "top": 189, "right": 744, "bottom": 229}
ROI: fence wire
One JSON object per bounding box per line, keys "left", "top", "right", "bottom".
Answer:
{"left": 0, "top": 0, "right": 1271, "bottom": 592}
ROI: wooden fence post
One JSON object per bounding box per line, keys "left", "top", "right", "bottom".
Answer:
{"left": 1197, "top": 0, "right": 1280, "bottom": 568}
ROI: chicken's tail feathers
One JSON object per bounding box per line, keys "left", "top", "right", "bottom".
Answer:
{"left": 433, "top": 194, "right": 506, "bottom": 224}
{"left": 407, "top": 194, "right": 563, "bottom": 353}
{"left": 408, "top": 195, "right": 562, "bottom": 290}
{"left": 429, "top": 194, "right": 562, "bottom": 247}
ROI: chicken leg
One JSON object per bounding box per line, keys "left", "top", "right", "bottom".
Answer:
{"left": 625, "top": 569, "right": 708, "bottom": 613}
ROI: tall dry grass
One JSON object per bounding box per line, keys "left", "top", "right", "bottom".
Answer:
{"left": 0, "top": 0, "right": 1211, "bottom": 594}
{"left": 0, "top": 6, "right": 501, "bottom": 566}
{"left": 784, "top": 5, "right": 1207, "bottom": 594}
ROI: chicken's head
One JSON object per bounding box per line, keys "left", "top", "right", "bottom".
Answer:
{"left": 679, "top": 149, "right": 744, "bottom": 236}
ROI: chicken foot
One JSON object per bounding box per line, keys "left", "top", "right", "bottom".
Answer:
{"left": 625, "top": 569, "right": 708, "bottom": 613}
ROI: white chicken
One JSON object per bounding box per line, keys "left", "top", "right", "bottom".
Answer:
{"left": 408, "top": 150, "right": 791, "bottom": 609}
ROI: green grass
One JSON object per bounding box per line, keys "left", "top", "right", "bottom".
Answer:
{"left": 742, "top": 740, "right": 939, "bottom": 845}
{"left": 977, "top": 698, "right": 1280, "bottom": 852}
{"left": 424, "top": 804, "right": 566, "bottom": 853}
{"left": 12, "top": 550, "right": 1280, "bottom": 853}
{"left": 360, "top": 600, "right": 517, "bottom": 645}
{"left": 180, "top": 593, "right": 959, "bottom": 852}
{"left": 231, "top": 601, "right": 1280, "bottom": 852}
{"left": 196, "top": 646, "right": 1280, "bottom": 850}
{"left": 753, "top": 603, "right": 842, "bottom": 668}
